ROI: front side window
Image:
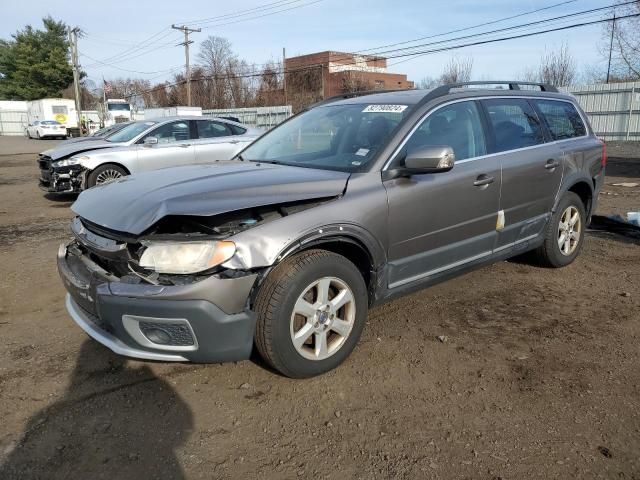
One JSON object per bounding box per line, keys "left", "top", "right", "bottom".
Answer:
{"left": 107, "top": 103, "right": 131, "bottom": 111}
{"left": 534, "top": 99, "right": 586, "bottom": 140}
{"left": 52, "top": 106, "right": 68, "bottom": 114}
{"left": 241, "top": 103, "right": 409, "bottom": 172}
{"left": 196, "top": 120, "right": 231, "bottom": 139}
{"left": 107, "top": 121, "right": 157, "bottom": 143}
{"left": 143, "top": 121, "right": 191, "bottom": 144}
{"left": 483, "top": 98, "right": 545, "bottom": 152}
{"left": 404, "top": 101, "right": 487, "bottom": 161}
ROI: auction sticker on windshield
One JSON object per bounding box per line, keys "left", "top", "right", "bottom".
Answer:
{"left": 362, "top": 105, "right": 408, "bottom": 113}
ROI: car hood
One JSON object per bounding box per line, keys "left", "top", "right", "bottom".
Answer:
{"left": 42, "top": 140, "right": 122, "bottom": 160}
{"left": 72, "top": 162, "right": 350, "bottom": 235}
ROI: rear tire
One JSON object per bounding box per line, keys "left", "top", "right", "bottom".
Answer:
{"left": 533, "top": 191, "right": 586, "bottom": 268}
{"left": 87, "top": 164, "right": 128, "bottom": 188}
{"left": 254, "top": 249, "right": 368, "bottom": 378}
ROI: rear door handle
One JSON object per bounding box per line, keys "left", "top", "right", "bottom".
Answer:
{"left": 545, "top": 159, "right": 560, "bottom": 170}
{"left": 230, "top": 140, "right": 240, "bottom": 144}
{"left": 473, "top": 174, "right": 495, "bottom": 187}
{"left": 179, "top": 143, "right": 191, "bottom": 148}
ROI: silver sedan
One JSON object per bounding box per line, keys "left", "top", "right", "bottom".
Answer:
{"left": 39, "top": 116, "right": 262, "bottom": 193}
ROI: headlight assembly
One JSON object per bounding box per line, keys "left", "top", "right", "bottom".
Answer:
{"left": 52, "top": 156, "right": 88, "bottom": 168}
{"left": 138, "top": 240, "right": 236, "bottom": 274}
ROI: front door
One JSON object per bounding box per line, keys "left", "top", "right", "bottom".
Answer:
{"left": 136, "top": 120, "right": 195, "bottom": 172}
{"left": 384, "top": 100, "right": 501, "bottom": 289}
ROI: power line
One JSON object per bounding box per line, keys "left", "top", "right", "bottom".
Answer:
{"left": 80, "top": 51, "right": 183, "bottom": 75}
{"left": 177, "top": 0, "right": 308, "bottom": 26}
{"left": 123, "top": 12, "right": 638, "bottom": 99}
{"left": 196, "top": 0, "right": 325, "bottom": 29}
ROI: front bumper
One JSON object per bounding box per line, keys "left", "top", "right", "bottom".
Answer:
{"left": 57, "top": 242, "right": 258, "bottom": 363}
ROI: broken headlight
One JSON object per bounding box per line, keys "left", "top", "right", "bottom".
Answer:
{"left": 53, "top": 156, "right": 87, "bottom": 168}
{"left": 138, "top": 240, "right": 236, "bottom": 274}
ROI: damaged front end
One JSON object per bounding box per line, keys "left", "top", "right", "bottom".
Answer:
{"left": 58, "top": 198, "right": 333, "bottom": 363}
{"left": 38, "top": 154, "right": 86, "bottom": 193}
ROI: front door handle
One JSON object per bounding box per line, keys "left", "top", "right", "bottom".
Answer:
{"left": 230, "top": 140, "right": 240, "bottom": 144}
{"left": 545, "top": 159, "right": 560, "bottom": 170}
{"left": 473, "top": 174, "right": 495, "bottom": 187}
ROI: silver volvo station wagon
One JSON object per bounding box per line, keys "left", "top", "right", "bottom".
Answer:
{"left": 57, "top": 81, "right": 606, "bottom": 378}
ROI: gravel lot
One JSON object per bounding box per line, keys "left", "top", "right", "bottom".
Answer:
{"left": 0, "top": 136, "right": 639, "bottom": 479}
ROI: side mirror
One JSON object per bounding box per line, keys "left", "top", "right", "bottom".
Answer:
{"left": 403, "top": 146, "right": 455, "bottom": 174}
{"left": 143, "top": 136, "right": 158, "bottom": 146}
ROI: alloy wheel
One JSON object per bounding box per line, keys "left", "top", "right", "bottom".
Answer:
{"left": 95, "top": 169, "right": 123, "bottom": 185}
{"left": 558, "top": 206, "right": 581, "bottom": 256}
{"left": 289, "top": 276, "right": 356, "bottom": 361}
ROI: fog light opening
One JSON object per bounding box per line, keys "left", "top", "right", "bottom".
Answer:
{"left": 143, "top": 327, "right": 172, "bottom": 345}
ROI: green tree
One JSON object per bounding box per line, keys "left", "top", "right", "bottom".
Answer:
{"left": 0, "top": 17, "right": 74, "bottom": 100}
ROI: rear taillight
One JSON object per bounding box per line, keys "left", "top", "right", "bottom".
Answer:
{"left": 600, "top": 139, "right": 607, "bottom": 167}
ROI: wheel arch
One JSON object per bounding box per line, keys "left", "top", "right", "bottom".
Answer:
{"left": 554, "top": 176, "right": 595, "bottom": 218}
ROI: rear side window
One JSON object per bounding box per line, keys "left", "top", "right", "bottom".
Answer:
{"left": 533, "top": 100, "right": 586, "bottom": 140}
{"left": 196, "top": 120, "right": 232, "bottom": 139}
{"left": 482, "top": 98, "right": 545, "bottom": 152}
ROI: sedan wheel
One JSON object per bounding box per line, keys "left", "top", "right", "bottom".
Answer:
{"left": 95, "top": 168, "right": 124, "bottom": 185}
{"left": 290, "top": 276, "right": 356, "bottom": 361}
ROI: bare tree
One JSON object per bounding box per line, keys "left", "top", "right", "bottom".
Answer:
{"left": 418, "top": 76, "right": 438, "bottom": 89}
{"left": 340, "top": 71, "right": 372, "bottom": 94}
{"left": 197, "top": 36, "right": 237, "bottom": 108}
{"left": 439, "top": 56, "right": 473, "bottom": 84}
{"left": 538, "top": 43, "right": 577, "bottom": 86}
{"left": 601, "top": 1, "right": 640, "bottom": 80}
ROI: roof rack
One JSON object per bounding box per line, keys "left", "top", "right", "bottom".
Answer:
{"left": 443, "top": 81, "right": 558, "bottom": 92}
{"left": 309, "top": 81, "right": 559, "bottom": 110}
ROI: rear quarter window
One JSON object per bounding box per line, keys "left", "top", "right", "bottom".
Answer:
{"left": 229, "top": 124, "right": 247, "bottom": 135}
{"left": 533, "top": 99, "right": 586, "bottom": 140}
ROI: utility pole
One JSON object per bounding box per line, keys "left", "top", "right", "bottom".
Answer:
{"left": 606, "top": 13, "right": 616, "bottom": 84}
{"left": 171, "top": 24, "right": 201, "bottom": 106}
{"left": 283, "top": 47, "right": 288, "bottom": 106}
{"left": 68, "top": 27, "right": 83, "bottom": 135}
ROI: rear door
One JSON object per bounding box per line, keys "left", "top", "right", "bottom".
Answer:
{"left": 384, "top": 100, "right": 501, "bottom": 289}
{"left": 193, "top": 119, "right": 249, "bottom": 163}
{"left": 135, "top": 120, "right": 195, "bottom": 172}
{"left": 481, "top": 97, "right": 563, "bottom": 252}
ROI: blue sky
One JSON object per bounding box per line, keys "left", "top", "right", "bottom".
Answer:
{"left": 1, "top": 0, "right": 613, "bottom": 86}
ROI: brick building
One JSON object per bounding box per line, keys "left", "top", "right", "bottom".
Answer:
{"left": 284, "top": 51, "right": 414, "bottom": 99}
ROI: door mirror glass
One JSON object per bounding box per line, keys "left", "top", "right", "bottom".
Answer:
{"left": 404, "top": 146, "right": 455, "bottom": 174}
{"left": 143, "top": 136, "right": 158, "bottom": 146}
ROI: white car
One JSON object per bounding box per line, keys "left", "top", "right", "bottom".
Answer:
{"left": 26, "top": 120, "right": 67, "bottom": 140}
{"left": 39, "top": 116, "right": 262, "bottom": 193}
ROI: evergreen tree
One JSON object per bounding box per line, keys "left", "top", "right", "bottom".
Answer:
{"left": 0, "top": 17, "right": 74, "bottom": 100}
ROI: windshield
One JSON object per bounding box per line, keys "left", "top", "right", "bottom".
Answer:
{"left": 106, "top": 121, "right": 156, "bottom": 143}
{"left": 240, "top": 103, "right": 409, "bottom": 172}
{"left": 108, "top": 103, "right": 131, "bottom": 111}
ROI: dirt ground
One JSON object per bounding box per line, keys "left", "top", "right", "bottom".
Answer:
{"left": 0, "top": 136, "right": 638, "bottom": 480}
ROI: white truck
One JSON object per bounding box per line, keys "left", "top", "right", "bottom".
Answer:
{"left": 27, "top": 99, "right": 78, "bottom": 135}
{"left": 103, "top": 99, "right": 132, "bottom": 127}
{"left": 144, "top": 106, "right": 202, "bottom": 119}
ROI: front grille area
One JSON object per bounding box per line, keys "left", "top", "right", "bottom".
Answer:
{"left": 139, "top": 322, "right": 195, "bottom": 346}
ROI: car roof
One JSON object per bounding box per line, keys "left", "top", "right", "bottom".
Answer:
{"left": 321, "top": 82, "right": 576, "bottom": 108}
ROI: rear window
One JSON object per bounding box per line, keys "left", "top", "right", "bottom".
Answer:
{"left": 533, "top": 100, "right": 586, "bottom": 140}
{"left": 483, "top": 98, "right": 545, "bottom": 152}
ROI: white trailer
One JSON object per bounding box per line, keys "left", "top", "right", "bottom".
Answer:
{"left": 27, "top": 98, "right": 78, "bottom": 129}
{"left": 144, "top": 106, "right": 202, "bottom": 119}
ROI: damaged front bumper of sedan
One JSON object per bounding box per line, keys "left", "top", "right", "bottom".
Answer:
{"left": 38, "top": 155, "right": 86, "bottom": 193}
{"left": 57, "top": 221, "right": 259, "bottom": 363}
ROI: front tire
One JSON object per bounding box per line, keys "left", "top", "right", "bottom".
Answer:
{"left": 254, "top": 249, "right": 368, "bottom": 378}
{"left": 87, "top": 164, "right": 127, "bottom": 188}
{"left": 533, "top": 191, "right": 586, "bottom": 268}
